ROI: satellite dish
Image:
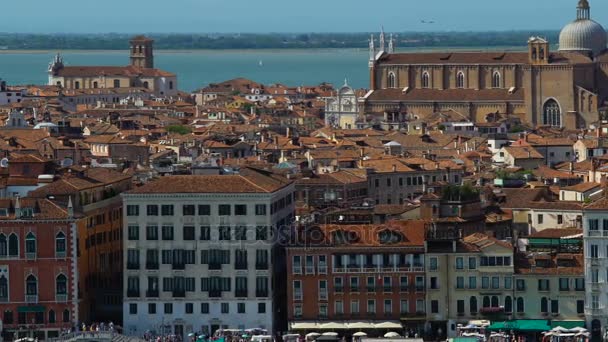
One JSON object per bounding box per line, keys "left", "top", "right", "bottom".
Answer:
{"left": 0, "top": 158, "right": 8, "bottom": 168}
{"left": 61, "top": 158, "right": 73, "bottom": 167}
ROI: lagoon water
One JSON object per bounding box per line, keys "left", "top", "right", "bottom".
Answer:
{"left": 0, "top": 47, "right": 524, "bottom": 92}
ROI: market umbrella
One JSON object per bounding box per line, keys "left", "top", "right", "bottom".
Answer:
{"left": 569, "top": 327, "right": 587, "bottom": 332}
{"left": 552, "top": 326, "right": 569, "bottom": 333}
{"left": 305, "top": 332, "right": 320, "bottom": 340}
{"left": 353, "top": 332, "right": 367, "bottom": 337}
{"left": 383, "top": 332, "right": 400, "bottom": 338}
{"left": 188, "top": 333, "right": 196, "bottom": 337}
{"left": 322, "top": 332, "right": 338, "bottom": 336}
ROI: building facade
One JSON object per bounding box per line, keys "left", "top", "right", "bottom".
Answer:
{"left": 122, "top": 168, "right": 295, "bottom": 337}
{"left": 324, "top": 82, "right": 360, "bottom": 129}
{"left": 0, "top": 198, "right": 77, "bottom": 341}
{"left": 364, "top": 0, "right": 608, "bottom": 130}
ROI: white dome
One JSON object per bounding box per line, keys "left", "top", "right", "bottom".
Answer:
{"left": 559, "top": 19, "right": 607, "bottom": 56}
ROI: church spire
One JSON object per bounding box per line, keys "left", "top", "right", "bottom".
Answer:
{"left": 388, "top": 33, "right": 395, "bottom": 53}
{"left": 369, "top": 34, "right": 376, "bottom": 62}
{"left": 577, "top": 0, "right": 590, "bottom": 20}
{"left": 379, "top": 26, "right": 386, "bottom": 53}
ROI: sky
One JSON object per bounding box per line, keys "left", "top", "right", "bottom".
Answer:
{"left": 3, "top": 0, "right": 608, "bottom": 33}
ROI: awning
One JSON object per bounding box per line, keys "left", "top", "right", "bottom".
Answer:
{"left": 488, "top": 320, "right": 550, "bottom": 332}
{"left": 319, "top": 322, "right": 347, "bottom": 330}
{"left": 469, "top": 320, "right": 491, "bottom": 327}
{"left": 346, "top": 322, "right": 375, "bottom": 330}
{"left": 17, "top": 305, "right": 45, "bottom": 313}
{"left": 373, "top": 322, "right": 403, "bottom": 329}
{"left": 291, "top": 323, "right": 318, "bottom": 330}
{"left": 550, "top": 321, "right": 585, "bottom": 330}
{"left": 451, "top": 338, "right": 478, "bottom": 342}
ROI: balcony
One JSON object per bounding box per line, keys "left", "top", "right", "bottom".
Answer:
{"left": 587, "top": 230, "right": 608, "bottom": 237}
{"left": 235, "top": 262, "right": 248, "bottom": 270}
{"left": 293, "top": 266, "right": 302, "bottom": 275}
{"left": 256, "top": 263, "right": 269, "bottom": 271}
{"left": 172, "top": 289, "right": 186, "bottom": 298}
{"left": 25, "top": 252, "right": 36, "bottom": 260}
{"left": 335, "top": 286, "right": 343, "bottom": 293}
{"left": 585, "top": 306, "right": 605, "bottom": 316}
{"left": 208, "top": 263, "right": 222, "bottom": 270}
{"left": 25, "top": 295, "right": 38, "bottom": 303}
{"left": 55, "top": 294, "right": 68, "bottom": 303}
{"left": 235, "top": 290, "right": 248, "bottom": 298}
{"left": 415, "top": 286, "right": 424, "bottom": 292}
{"left": 318, "top": 265, "right": 328, "bottom": 274}
{"left": 126, "top": 289, "right": 140, "bottom": 298}
{"left": 256, "top": 290, "right": 269, "bottom": 298}
{"left": 126, "top": 263, "right": 140, "bottom": 270}
{"left": 146, "top": 289, "right": 159, "bottom": 298}
{"left": 589, "top": 282, "right": 602, "bottom": 291}
{"left": 172, "top": 262, "right": 185, "bottom": 271}
{"left": 400, "top": 286, "right": 409, "bottom": 292}
{"left": 587, "top": 258, "right": 602, "bottom": 266}
{"left": 56, "top": 251, "right": 67, "bottom": 259}
{"left": 209, "top": 290, "right": 222, "bottom": 298}
{"left": 350, "top": 286, "right": 361, "bottom": 293}
{"left": 294, "top": 292, "right": 303, "bottom": 301}
{"left": 146, "top": 263, "right": 159, "bottom": 270}
{"left": 366, "top": 286, "right": 376, "bottom": 293}
{"left": 480, "top": 307, "right": 504, "bottom": 315}
{"left": 383, "top": 286, "right": 393, "bottom": 293}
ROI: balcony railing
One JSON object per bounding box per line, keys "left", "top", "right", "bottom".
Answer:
{"left": 235, "top": 290, "right": 248, "bottom": 298}
{"left": 585, "top": 306, "right": 605, "bottom": 316}
{"left": 26, "top": 252, "right": 36, "bottom": 260}
{"left": 172, "top": 262, "right": 185, "bottom": 270}
{"left": 235, "top": 262, "right": 248, "bottom": 270}
{"left": 208, "top": 263, "right": 222, "bottom": 270}
{"left": 293, "top": 266, "right": 302, "bottom": 274}
{"left": 56, "top": 251, "right": 67, "bottom": 259}
{"left": 256, "top": 290, "right": 269, "bottom": 298}
{"left": 126, "top": 289, "right": 140, "bottom": 298}
{"left": 350, "top": 286, "right": 361, "bottom": 292}
{"left": 333, "top": 264, "right": 425, "bottom": 274}
{"left": 146, "top": 289, "right": 159, "bottom": 298}
{"left": 318, "top": 265, "right": 328, "bottom": 274}
{"left": 209, "top": 290, "right": 222, "bottom": 298}
{"left": 126, "top": 263, "right": 140, "bottom": 270}
{"left": 256, "top": 263, "right": 269, "bottom": 270}
{"left": 383, "top": 286, "right": 393, "bottom": 293}
{"left": 587, "top": 230, "right": 608, "bottom": 237}
{"left": 55, "top": 294, "right": 68, "bottom": 302}
{"left": 294, "top": 292, "right": 303, "bottom": 301}
{"left": 146, "top": 263, "right": 159, "bottom": 270}
{"left": 172, "top": 289, "right": 185, "bottom": 298}
{"left": 366, "top": 286, "right": 376, "bottom": 293}
{"left": 480, "top": 306, "right": 504, "bottom": 314}
{"left": 335, "top": 286, "right": 343, "bottom": 293}
{"left": 25, "top": 295, "right": 38, "bottom": 303}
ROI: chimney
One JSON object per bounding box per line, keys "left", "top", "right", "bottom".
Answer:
{"left": 68, "top": 196, "right": 74, "bottom": 218}
{"left": 569, "top": 162, "right": 574, "bottom": 175}
{"left": 392, "top": 164, "right": 397, "bottom": 172}
{"left": 14, "top": 196, "right": 21, "bottom": 219}
{"left": 286, "top": 127, "right": 290, "bottom": 139}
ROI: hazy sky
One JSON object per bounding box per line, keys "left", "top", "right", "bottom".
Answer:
{"left": 3, "top": 0, "right": 607, "bottom": 33}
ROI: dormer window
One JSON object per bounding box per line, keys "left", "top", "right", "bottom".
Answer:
{"left": 378, "top": 230, "right": 403, "bottom": 244}
{"left": 21, "top": 208, "right": 34, "bottom": 218}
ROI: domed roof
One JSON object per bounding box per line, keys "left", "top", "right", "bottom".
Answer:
{"left": 559, "top": 0, "right": 607, "bottom": 56}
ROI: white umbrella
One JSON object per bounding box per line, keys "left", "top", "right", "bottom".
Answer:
{"left": 569, "top": 327, "right": 587, "bottom": 332}
{"left": 384, "top": 332, "right": 400, "bottom": 338}
{"left": 552, "top": 326, "right": 569, "bottom": 333}
{"left": 305, "top": 332, "right": 320, "bottom": 339}
{"left": 353, "top": 332, "right": 367, "bottom": 337}
{"left": 322, "top": 332, "right": 339, "bottom": 336}
{"left": 188, "top": 333, "right": 196, "bottom": 337}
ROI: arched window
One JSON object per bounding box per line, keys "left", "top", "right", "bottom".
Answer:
{"left": 56, "top": 274, "right": 67, "bottom": 295}
{"left": 470, "top": 297, "right": 478, "bottom": 314}
{"left": 516, "top": 297, "right": 524, "bottom": 312}
{"left": 491, "top": 296, "right": 499, "bottom": 307}
{"left": 456, "top": 71, "right": 465, "bottom": 89}
{"left": 143, "top": 81, "right": 149, "bottom": 89}
{"left": 0, "top": 275, "right": 7, "bottom": 301}
{"left": 482, "top": 296, "right": 490, "bottom": 308}
{"left": 422, "top": 71, "right": 430, "bottom": 89}
{"left": 48, "top": 310, "right": 56, "bottom": 324}
{"left": 74, "top": 81, "right": 80, "bottom": 90}
{"left": 388, "top": 72, "right": 396, "bottom": 88}
{"left": 25, "top": 232, "right": 36, "bottom": 255}
{"left": 26, "top": 275, "right": 37, "bottom": 295}
{"left": 63, "top": 309, "right": 70, "bottom": 323}
{"left": 543, "top": 99, "right": 561, "bottom": 127}
{"left": 504, "top": 296, "right": 512, "bottom": 313}
{"left": 56, "top": 232, "right": 66, "bottom": 256}
{"left": 540, "top": 297, "right": 548, "bottom": 313}
{"left": 492, "top": 71, "right": 501, "bottom": 88}
{"left": 0, "top": 234, "right": 6, "bottom": 256}
{"left": 56, "top": 81, "right": 62, "bottom": 87}
{"left": 93, "top": 81, "right": 98, "bottom": 89}
{"left": 8, "top": 234, "right": 18, "bottom": 257}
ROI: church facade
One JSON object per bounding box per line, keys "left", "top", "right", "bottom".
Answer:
{"left": 364, "top": 0, "right": 608, "bottom": 130}
{"left": 324, "top": 80, "right": 360, "bottom": 129}
{"left": 48, "top": 36, "right": 178, "bottom": 97}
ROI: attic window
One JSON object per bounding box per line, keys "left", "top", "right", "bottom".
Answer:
{"left": 21, "top": 208, "right": 34, "bottom": 218}
{"left": 378, "top": 230, "right": 404, "bottom": 244}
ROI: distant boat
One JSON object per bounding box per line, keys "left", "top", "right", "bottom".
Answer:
{"left": 259, "top": 60, "right": 263, "bottom": 67}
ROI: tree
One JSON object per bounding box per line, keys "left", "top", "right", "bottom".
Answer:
{"left": 166, "top": 125, "right": 192, "bottom": 135}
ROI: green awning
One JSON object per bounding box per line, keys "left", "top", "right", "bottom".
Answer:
{"left": 551, "top": 321, "right": 585, "bottom": 329}
{"left": 488, "top": 320, "right": 550, "bottom": 332}
{"left": 451, "top": 338, "right": 478, "bottom": 342}
{"left": 17, "top": 305, "right": 45, "bottom": 313}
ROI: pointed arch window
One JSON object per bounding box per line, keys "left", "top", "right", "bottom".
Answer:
{"left": 0, "top": 234, "right": 6, "bottom": 257}
{"left": 421, "top": 72, "right": 430, "bottom": 89}
{"left": 48, "top": 310, "right": 56, "bottom": 324}
{"left": 543, "top": 99, "right": 561, "bottom": 127}
{"left": 492, "top": 71, "right": 501, "bottom": 88}
{"left": 0, "top": 275, "right": 7, "bottom": 301}
{"left": 470, "top": 296, "right": 478, "bottom": 314}
{"left": 26, "top": 275, "right": 37, "bottom": 296}
{"left": 8, "top": 234, "right": 18, "bottom": 257}
{"left": 25, "top": 232, "right": 36, "bottom": 256}
{"left": 388, "top": 72, "right": 396, "bottom": 88}
{"left": 456, "top": 71, "right": 465, "bottom": 89}
{"left": 56, "top": 274, "right": 67, "bottom": 295}
{"left": 56, "top": 232, "right": 66, "bottom": 257}
{"left": 504, "top": 296, "right": 512, "bottom": 313}
{"left": 63, "top": 309, "right": 70, "bottom": 323}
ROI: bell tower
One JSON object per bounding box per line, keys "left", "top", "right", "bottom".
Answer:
{"left": 130, "top": 35, "right": 154, "bottom": 69}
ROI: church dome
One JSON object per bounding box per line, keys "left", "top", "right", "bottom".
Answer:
{"left": 559, "top": 0, "right": 607, "bottom": 56}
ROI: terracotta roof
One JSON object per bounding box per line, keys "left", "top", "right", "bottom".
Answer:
{"left": 562, "top": 182, "right": 601, "bottom": 192}
{"left": 584, "top": 197, "right": 608, "bottom": 210}
{"left": 128, "top": 167, "right": 292, "bottom": 194}
{"left": 528, "top": 228, "right": 583, "bottom": 239}
{"left": 463, "top": 232, "right": 514, "bottom": 250}
{"left": 367, "top": 88, "right": 524, "bottom": 103}
{"left": 0, "top": 198, "right": 71, "bottom": 220}
{"left": 55, "top": 65, "right": 174, "bottom": 77}
{"left": 515, "top": 252, "right": 583, "bottom": 275}
{"left": 499, "top": 188, "right": 548, "bottom": 209}
{"left": 504, "top": 146, "right": 544, "bottom": 159}
{"left": 374, "top": 204, "right": 419, "bottom": 215}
